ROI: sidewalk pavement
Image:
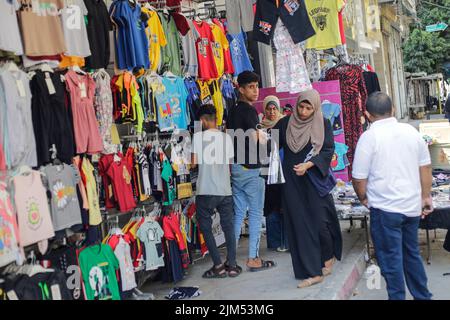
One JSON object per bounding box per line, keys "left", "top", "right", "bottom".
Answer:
{"left": 351, "top": 229, "right": 450, "bottom": 300}
{"left": 142, "top": 221, "right": 368, "bottom": 300}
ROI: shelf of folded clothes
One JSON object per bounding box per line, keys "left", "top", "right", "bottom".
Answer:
{"left": 332, "top": 181, "right": 370, "bottom": 219}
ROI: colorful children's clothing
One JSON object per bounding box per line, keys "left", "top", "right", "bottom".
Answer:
{"left": 106, "top": 156, "right": 136, "bottom": 213}
{"left": 81, "top": 158, "right": 102, "bottom": 226}
{"left": 0, "top": 182, "right": 21, "bottom": 267}
{"left": 331, "top": 142, "right": 349, "bottom": 171}
{"left": 322, "top": 102, "right": 343, "bottom": 135}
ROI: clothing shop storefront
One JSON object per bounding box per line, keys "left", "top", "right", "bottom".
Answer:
{"left": 0, "top": 0, "right": 386, "bottom": 301}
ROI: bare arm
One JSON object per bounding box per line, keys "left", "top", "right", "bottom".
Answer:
{"left": 191, "top": 153, "right": 198, "bottom": 169}
{"left": 420, "top": 164, "right": 433, "bottom": 217}
{"left": 352, "top": 178, "right": 369, "bottom": 207}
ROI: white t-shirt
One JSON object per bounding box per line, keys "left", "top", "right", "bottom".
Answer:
{"left": 61, "top": 0, "right": 92, "bottom": 57}
{"left": 352, "top": 117, "right": 431, "bottom": 217}
{"left": 192, "top": 130, "right": 234, "bottom": 196}
{"left": 0, "top": 0, "right": 23, "bottom": 55}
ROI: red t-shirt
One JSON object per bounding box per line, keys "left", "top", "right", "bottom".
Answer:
{"left": 98, "top": 154, "right": 117, "bottom": 209}
{"left": 106, "top": 157, "right": 136, "bottom": 213}
{"left": 192, "top": 21, "right": 219, "bottom": 80}
{"left": 172, "top": 12, "right": 190, "bottom": 36}
{"left": 213, "top": 18, "right": 235, "bottom": 75}
{"left": 338, "top": 2, "right": 347, "bottom": 45}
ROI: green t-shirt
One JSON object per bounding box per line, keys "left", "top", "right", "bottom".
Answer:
{"left": 161, "top": 158, "right": 176, "bottom": 206}
{"left": 79, "top": 244, "right": 121, "bottom": 300}
{"left": 158, "top": 12, "right": 182, "bottom": 75}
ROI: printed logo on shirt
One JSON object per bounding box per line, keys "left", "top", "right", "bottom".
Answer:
{"left": 64, "top": 5, "right": 83, "bottom": 30}
{"left": 31, "top": 0, "right": 58, "bottom": 16}
{"left": 123, "top": 166, "right": 132, "bottom": 185}
{"left": 212, "top": 42, "right": 221, "bottom": 59}
{"left": 284, "top": 0, "right": 300, "bottom": 16}
{"left": 26, "top": 199, "right": 43, "bottom": 230}
{"left": 88, "top": 265, "right": 113, "bottom": 300}
{"left": 258, "top": 21, "right": 273, "bottom": 36}
{"left": 198, "top": 38, "right": 209, "bottom": 57}
{"left": 52, "top": 181, "right": 76, "bottom": 209}
{"left": 0, "top": 218, "right": 14, "bottom": 252}
{"left": 151, "top": 34, "right": 159, "bottom": 43}
{"left": 331, "top": 152, "right": 338, "bottom": 169}
{"left": 309, "top": 7, "right": 330, "bottom": 31}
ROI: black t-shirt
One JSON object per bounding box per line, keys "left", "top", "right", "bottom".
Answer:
{"left": 227, "top": 101, "right": 262, "bottom": 169}
{"left": 84, "top": 0, "right": 112, "bottom": 70}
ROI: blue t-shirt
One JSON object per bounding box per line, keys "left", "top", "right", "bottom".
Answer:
{"left": 331, "top": 142, "right": 349, "bottom": 171}
{"left": 112, "top": 1, "right": 149, "bottom": 70}
{"left": 322, "top": 102, "right": 343, "bottom": 135}
{"left": 155, "top": 77, "right": 189, "bottom": 131}
{"left": 227, "top": 31, "right": 253, "bottom": 76}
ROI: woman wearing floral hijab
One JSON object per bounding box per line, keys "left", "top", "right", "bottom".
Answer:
{"left": 273, "top": 89, "right": 342, "bottom": 288}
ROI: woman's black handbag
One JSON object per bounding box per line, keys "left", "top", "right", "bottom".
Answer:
{"left": 306, "top": 168, "right": 337, "bottom": 197}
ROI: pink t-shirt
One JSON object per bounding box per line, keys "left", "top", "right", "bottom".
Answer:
{"left": 13, "top": 170, "right": 55, "bottom": 247}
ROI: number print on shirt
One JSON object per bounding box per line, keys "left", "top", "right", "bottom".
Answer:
{"left": 123, "top": 166, "right": 131, "bottom": 185}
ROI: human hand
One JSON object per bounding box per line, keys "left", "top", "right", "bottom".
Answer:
{"left": 361, "top": 198, "right": 368, "bottom": 208}
{"left": 293, "top": 162, "right": 312, "bottom": 176}
{"left": 421, "top": 195, "right": 434, "bottom": 219}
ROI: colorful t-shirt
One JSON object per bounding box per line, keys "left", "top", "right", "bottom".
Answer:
{"left": 41, "top": 164, "right": 82, "bottom": 231}
{"left": 209, "top": 22, "right": 229, "bottom": 77}
{"left": 322, "top": 102, "right": 343, "bottom": 135}
{"left": 81, "top": 158, "right": 102, "bottom": 226}
{"left": 192, "top": 21, "right": 219, "bottom": 80}
{"left": 78, "top": 244, "right": 120, "bottom": 300}
{"left": 161, "top": 155, "right": 176, "bottom": 206}
{"left": 305, "top": 0, "right": 345, "bottom": 50}
{"left": 136, "top": 220, "right": 165, "bottom": 271}
{"left": 142, "top": 8, "right": 167, "bottom": 72}
{"left": 154, "top": 77, "right": 189, "bottom": 131}
{"left": 227, "top": 31, "right": 254, "bottom": 76}
{"left": 106, "top": 156, "right": 136, "bottom": 213}
{"left": 331, "top": 142, "right": 349, "bottom": 171}
{"left": 0, "top": 182, "right": 20, "bottom": 267}
{"left": 159, "top": 12, "right": 182, "bottom": 75}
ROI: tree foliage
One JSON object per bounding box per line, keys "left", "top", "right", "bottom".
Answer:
{"left": 403, "top": 0, "right": 450, "bottom": 75}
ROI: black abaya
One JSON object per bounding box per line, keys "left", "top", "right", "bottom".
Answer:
{"left": 274, "top": 116, "right": 343, "bottom": 280}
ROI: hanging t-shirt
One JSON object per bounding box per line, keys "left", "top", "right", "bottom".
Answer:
{"left": 111, "top": 237, "right": 137, "bottom": 292}
{"left": 305, "top": 0, "right": 345, "bottom": 50}
{"left": 181, "top": 19, "right": 200, "bottom": 77}
{"left": 84, "top": 0, "right": 112, "bottom": 69}
{"left": 17, "top": 0, "right": 66, "bottom": 56}
{"left": 111, "top": 1, "right": 149, "bottom": 70}
{"left": 13, "top": 170, "right": 55, "bottom": 247}
{"left": 60, "top": 0, "right": 92, "bottom": 57}
{"left": 208, "top": 80, "right": 225, "bottom": 126}
{"left": 41, "top": 164, "right": 82, "bottom": 231}
{"left": 192, "top": 20, "right": 219, "bottom": 80}
{"left": 158, "top": 12, "right": 182, "bottom": 75}
{"left": 227, "top": 32, "right": 254, "bottom": 76}
{"left": 78, "top": 244, "right": 121, "bottom": 300}
{"left": 331, "top": 142, "right": 349, "bottom": 171}
{"left": 212, "top": 19, "right": 234, "bottom": 75}
{"left": 136, "top": 220, "right": 165, "bottom": 271}
{"left": 0, "top": 182, "right": 20, "bottom": 267}
{"left": 321, "top": 102, "right": 343, "bottom": 135}
{"left": 81, "top": 158, "right": 102, "bottom": 226}
{"left": 0, "top": 0, "right": 24, "bottom": 55}
{"left": 209, "top": 22, "right": 230, "bottom": 77}
{"left": 106, "top": 156, "right": 136, "bottom": 213}
{"left": 198, "top": 81, "right": 213, "bottom": 105}
{"left": 154, "top": 76, "right": 189, "bottom": 132}
{"left": 161, "top": 154, "right": 176, "bottom": 206}
{"left": 142, "top": 8, "right": 167, "bottom": 72}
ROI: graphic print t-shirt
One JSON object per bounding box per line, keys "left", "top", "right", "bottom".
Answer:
{"left": 305, "top": 0, "right": 344, "bottom": 50}
{"left": 154, "top": 77, "right": 189, "bottom": 131}
{"left": 79, "top": 244, "right": 120, "bottom": 300}
{"left": 136, "top": 220, "right": 165, "bottom": 270}
{"left": 42, "top": 164, "right": 82, "bottom": 231}
{"left": 331, "top": 142, "right": 349, "bottom": 171}
{"left": 321, "top": 102, "right": 343, "bottom": 135}
{"left": 192, "top": 21, "right": 219, "bottom": 80}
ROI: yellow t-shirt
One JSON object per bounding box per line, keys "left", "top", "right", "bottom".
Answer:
{"left": 305, "top": 0, "right": 344, "bottom": 50}
{"left": 208, "top": 80, "right": 225, "bottom": 126}
{"left": 209, "top": 23, "right": 229, "bottom": 77}
{"left": 82, "top": 158, "right": 102, "bottom": 226}
{"left": 142, "top": 8, "right": 167, "bottom": 71}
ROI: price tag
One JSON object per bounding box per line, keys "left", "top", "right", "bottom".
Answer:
{"left": 45, "top": 73, "right": 56, "bottom": 95}
{"left": 51, "top": 285, "right": 62, "bottom": 300}
{"left": 79, "top": 82, "right": 87, "bottom": 98}
{"left": 16, "top": 79, "right": 26, "bottom": 98}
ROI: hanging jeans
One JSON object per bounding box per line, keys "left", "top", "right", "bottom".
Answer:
{"left": 370, "top": 208, "right": 432, "bottom": 300}
{"left": 231, "top": 164, "right": 265, "bottom": 259}
{"left": 266, "top": 211, "right": 289, "bottom": 250}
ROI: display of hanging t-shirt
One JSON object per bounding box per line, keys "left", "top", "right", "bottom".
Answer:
{"left": 154, "top": 77, "right": 189, "bottom": 132}
{"left": 142, "top": 8, "right": 167, "bottom": 72}
{"left": 331, "top": 142, "right": 349, "bottom": 171}
{"left": 181, "top": 19, "right": 200, "bottom": 77}
{"left": 106, "top": 156, "right": 136, "bottom": 213}
{"left": 192, "top": 21, "right": 219, "bottom": 80}
{"left": 305, "top": 0, "right": 345, "bottom": 50}
{"left": 159, "top": 12, "right": 182, "bottom": 75}
{"left": 137, "top": 220, "right": 165, "bottom": 271}
{"left": 210, "top": 22, "right": 230, "bottom": 77}
{"left": 321, "top": 102, "right": 343, "bottom": 135}
{"left": 0, "top": 0, "right": 24, "bottom": 55}
{"left": 60, "top": 0, "right": 92, "bottom": 57}
{"left": 112, "top": 237, "right": 137, "bottom": 292}
{"left": 0, "top": 182, "right": 20, "bottom": 267}
{"left": 13, "top": 170, "right": 55, "bottom": 247}
{"left": 41, "top": 164, "right": 82, "bottom": 231}
{"left": 78, "top": 244, "right": 121, "bottom": 300}
{"left": 161, "top": 154, "right": 176, "bottom": 206}
{"left": 227, "top": 31, "right": 254, "bottom": 76}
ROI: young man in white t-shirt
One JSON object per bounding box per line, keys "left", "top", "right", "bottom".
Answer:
{"left": 352, "top": 92, "right": 433, "bottom": 300}
{"left": 191, "top": 104, "right": 241, "bottom": 278}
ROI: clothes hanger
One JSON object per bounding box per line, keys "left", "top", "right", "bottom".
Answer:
{"left": 38, "top": 63, "right": 54, "bottom": 73}
{"left": 71, "top": 65, "right": 86, "bottom": 75}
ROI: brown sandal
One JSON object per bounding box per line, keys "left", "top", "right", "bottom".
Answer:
{"left": 297, "top": 276, "right": 324, "bottom": 288}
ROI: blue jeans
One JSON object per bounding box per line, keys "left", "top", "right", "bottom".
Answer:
{"left": 266, "top": 211, "right": 289, "bottom": 250}
{"left": 231, "top": 164, "right": 265, "bottom": 259}
{"left": 370, "top": 208, "right": 432, "bottom": 300}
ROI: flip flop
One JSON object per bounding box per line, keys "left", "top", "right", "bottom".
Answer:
{"left": 247, "top": 259, "right": 276, "bottom": 272}
{"left": 297, "top": 276, "right": 324, "bottom": 288}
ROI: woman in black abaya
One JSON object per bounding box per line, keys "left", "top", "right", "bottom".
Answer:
{"left": 273, "top": 89, "right": 342, "bottom": 288}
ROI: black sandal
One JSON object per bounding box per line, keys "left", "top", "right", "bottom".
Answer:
{"left": 247, "top": 259, "right": 276, "bottom": 272}
{"left": 202, "top": 264, "right": 227, "bottom": 279}
{"left": 224, "top": 261, "right": 242, "bottom": 277}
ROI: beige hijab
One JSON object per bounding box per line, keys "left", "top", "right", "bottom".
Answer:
{"left": 261, "top": 95, "right": 284, "bottom": 128}
{"left": 286, "top": 89, "right": 324, "bottom": 155}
